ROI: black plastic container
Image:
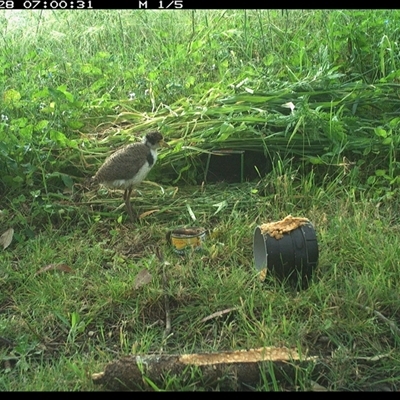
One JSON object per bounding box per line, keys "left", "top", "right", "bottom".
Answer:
{"left": 253, "top": 222, "right": 319, "bottom": 289}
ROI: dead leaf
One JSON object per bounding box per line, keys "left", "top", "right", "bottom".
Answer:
{"left": 139, "top": 209, "right": 160, "bottom": 219}
{"left": 172, "top": 187, "right": 179, "bottom": 198}
{"left": 310, "top": 380, "right": 328, "bottom": 392}
{"left": 36, "top": 263, "right": 74, "bottom": 275}
{"left": 0, "top": 228, "right": 14, "bottom": 250}
{"left": 133, "top": 269, "right": 152, "bottom": 289}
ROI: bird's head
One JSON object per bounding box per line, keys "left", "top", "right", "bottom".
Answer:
{"left": 144, "top": 131, "right": 169, "bottom": 149}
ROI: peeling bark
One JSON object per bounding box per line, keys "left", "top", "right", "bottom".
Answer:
{"left": 92, "top": 347, "right": 317, "bottom": 391}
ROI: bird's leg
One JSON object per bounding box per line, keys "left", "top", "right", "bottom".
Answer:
{"left": 123, "top": 188, "right": 129, "bottom": 202}
{"left": 124, "top": 187, "right": 135, "bottom": 222}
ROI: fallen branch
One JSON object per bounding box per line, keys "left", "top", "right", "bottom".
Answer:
{"left": 92, "top": 346, "right": 317, "bottom": 391}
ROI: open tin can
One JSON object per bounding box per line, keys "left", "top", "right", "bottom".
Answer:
{"left": 167, "top": 227, "right": 206, "bottom": 254}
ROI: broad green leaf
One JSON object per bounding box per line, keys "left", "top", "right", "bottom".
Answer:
{"left": 57, "top": 85, "right": 74, "bottom": 102}
{"left": 14, "top": 117, "right": 28, "bottom": 128}
{"left": 3, "top": 89, "right": 21, "bottom": 105}
{"left": 50, "top": 130, "right": 67, "bottom": 146}
{"left": 374, "top": 127, "right": 387, "bottom": 138}
{"left": 35, "top": 120, "right": 49, "bottom": 131}
{"left": 307, "top": 156, "right": 324, "bottom": 165}
{"left": 13, "top": 176, "right": 24, "bottom": 183}
{"left": 67, "top": 120, "right": 84, "bottom": 129}
{"left": 389, "top": 117, "right": 400, "bottom": 127}
{"left": 375, "top": 169, "right": 387, "bottom": 177}
{"left": 61, "top": 174, "right": 74, "bottom": 189}
{"left": 185, "top": 76, "right": 196, "bottom": 88}
{"left": 33, "top": 88, "right": 50, "bottom": 99}
{"left": 20, "top": 125, "right": 33, "bottom": 139}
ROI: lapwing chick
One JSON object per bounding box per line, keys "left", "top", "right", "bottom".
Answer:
{"left": 92, "top": 131, "right": 167, "bottom": 222}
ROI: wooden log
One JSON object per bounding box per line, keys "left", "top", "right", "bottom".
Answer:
{"left": 92, "top": 346, "right": 317, "bottom": 391}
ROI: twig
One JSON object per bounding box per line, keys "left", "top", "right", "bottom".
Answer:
{"left": 163, "top": 265, "right": 171, "bottom": 338}
{"left": 154, "top": 248, "right": 171, "bottom": 340}
{"left": 0, "top": 336, "right": 15, "bottom": 348}
{"left": 340, "top": 298, "right": 400, "bottom": 338}
{"left": 201, "top": 307, "right": 239, "bottom": 323}
{"left": 363, "top": 305, "right": 400, "bottom": 336}
{"left": 353, "top": 353, "right": 391, "bottom": 362}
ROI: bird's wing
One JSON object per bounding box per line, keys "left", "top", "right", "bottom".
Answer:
{"left": 94, "top": 143, "right": 150, "bottom": 182}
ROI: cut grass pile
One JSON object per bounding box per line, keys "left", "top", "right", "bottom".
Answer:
{"left": 1, "top": 10, "right": 400, "bottom": 195}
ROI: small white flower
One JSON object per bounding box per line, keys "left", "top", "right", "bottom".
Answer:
{"left": 144, "top": 89, "right": 150, "bottom": 96}
{"left": 1, "top": 114, "right": 8, "bottom": 121}
{"left": 128, "top": 92, "right": 136, "bottom": 100}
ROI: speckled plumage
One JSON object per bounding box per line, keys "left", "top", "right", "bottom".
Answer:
{"left": 93, "top": 131, "right": 166, "bottom": 222}
{"left": 94, "top": 142, "right": 156, "bottom": 187}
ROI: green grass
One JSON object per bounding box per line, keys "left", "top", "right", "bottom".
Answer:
{"left": 1, "top": 9, "right": 400, "bottom": 391}
{"left": 1, "top": 179, "right": 400, "bottom": 390}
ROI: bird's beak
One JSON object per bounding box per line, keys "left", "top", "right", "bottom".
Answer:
{"left": 160, "top": 140, "right": 170, "bottom": 148}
